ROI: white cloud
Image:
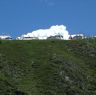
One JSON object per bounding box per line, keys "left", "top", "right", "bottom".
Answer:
{"left": 20, "top": 25, "right": 70, "bottom": 40}
{"left": 40, "top": 0, "right": 55, "bottom": 6}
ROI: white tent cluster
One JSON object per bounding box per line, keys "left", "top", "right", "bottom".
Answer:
{"left": 17, "top": 25, "right": 70, "bottom": 40}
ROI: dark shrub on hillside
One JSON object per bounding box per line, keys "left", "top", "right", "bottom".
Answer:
{"left": 14, "top": 91, "right": 28, "bottom": 95}
{"left": 0, "top": 40, "right": 2, "bottom": 44}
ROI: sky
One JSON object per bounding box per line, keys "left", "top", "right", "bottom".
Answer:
{"left": 0, "top": 0, "right": 96, "bottom": 38}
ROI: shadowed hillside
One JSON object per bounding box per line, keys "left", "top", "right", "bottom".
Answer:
{"left": 0, "top": 39, "right": 96, "bottom": 95}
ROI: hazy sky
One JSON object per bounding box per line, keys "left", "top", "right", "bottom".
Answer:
{"left": 0, "top": 0, "right": 96, "bottom": 38}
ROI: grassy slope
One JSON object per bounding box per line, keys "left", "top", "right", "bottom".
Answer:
{"left": 0, "top": 39, "right": 96, "bottom": 95}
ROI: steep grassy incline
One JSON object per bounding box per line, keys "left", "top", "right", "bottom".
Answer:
{"left": 0, "top": 39, "right": 96, "bottom": 95}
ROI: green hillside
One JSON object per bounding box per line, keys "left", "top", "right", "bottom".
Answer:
{"left": 0, "top": 39, "right": 96, "bottom": 95}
